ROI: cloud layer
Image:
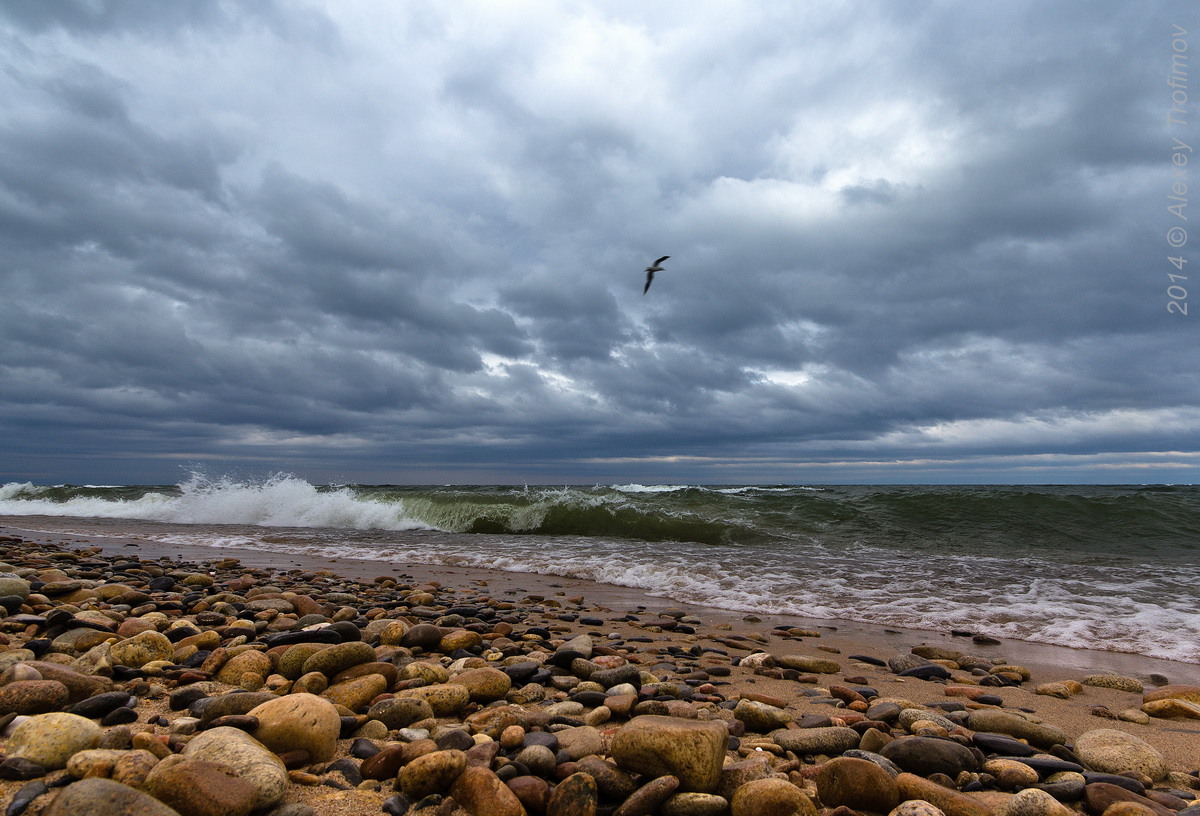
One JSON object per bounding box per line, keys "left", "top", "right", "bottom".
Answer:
{"left": 1, "top": 1, "right": 1196, "bottom": 484}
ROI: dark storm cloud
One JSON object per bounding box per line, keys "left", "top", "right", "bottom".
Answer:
{"left": 0, "top": 1, "right": 1196, "bottom": 485}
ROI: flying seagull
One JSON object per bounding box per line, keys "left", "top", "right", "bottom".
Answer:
{"left": 643, "top": 255, "right": 670, "bottom": 294}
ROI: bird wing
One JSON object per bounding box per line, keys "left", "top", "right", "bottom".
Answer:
{"left": 653, "top": 255, "right": 670, "bottom": 266}
{"left": 643, "top": 270, "right": 654, "bottom": 294}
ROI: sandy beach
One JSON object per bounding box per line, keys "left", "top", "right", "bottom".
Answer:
{"left": 1, "top": 523, "right": 1198, "bottom": 815}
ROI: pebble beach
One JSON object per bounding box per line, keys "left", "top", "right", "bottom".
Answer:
{"left": 1, "top": 526, "right": 1199, "bottom": 816}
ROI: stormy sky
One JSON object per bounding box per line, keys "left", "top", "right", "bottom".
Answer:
{"left": 1, "top": 1, "right": 1197, "bottom": 485}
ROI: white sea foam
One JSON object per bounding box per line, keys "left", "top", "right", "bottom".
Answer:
{"left": 610, "top": 484, "right": 697, "bottom": 493}
{"left": 0, "top": 475, "right": 434, "bottom": 531}
{"left": 146, "top": 526, "right": 1200, "bottom": 665}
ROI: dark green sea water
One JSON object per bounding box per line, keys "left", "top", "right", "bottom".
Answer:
{"left": 2, "top": 477, "right": 1197, "bottom": 663}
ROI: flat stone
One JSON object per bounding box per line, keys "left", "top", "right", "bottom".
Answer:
{"left": 965, "top": 710, "right": 1066, "bottom": 749}
{"left": 195, "top": 691, "right": 277, "bottom": 726}
{"left": 301, "top": 640, "right": 376, "bottom": 677}
{"left": 612, "top": 775, "right": 680, "bottom": 816}
{"left": 776, "top": 654, "right": 840, "bottom": 674}
{"left": 24, "top": 661, "right": 111, "bottom": 703}
{"left": 660, "top": 791, "right": 730, "bottom": 816}
{"left": 896, "top": 772, "right": 991, "bottom": 816}
{"left": 322, "top": 673, "right": 388, "bottom": 711}
{"left": 577, "top": 755, "right": 637, "bottom": 801}
{"left": 1082, "top": 675, "right": 1143, "bottom": 694}
{"left": 1143, "top": 684, "right": 1200, "bottom": 704}
{"left": 66, "top": 690, "right": 134, "bottom": 719}
{"left": 880, "top": 736, "right": 979, "bottom": 778}
{"left": 214, "top": 650, "right": 272, "bottom": 685}
{"left": 368, "top": 696, "right": 435, "bottom": 729}
{"left": 770, "top": 725, "right": 860, "bottom": 756}
{"left": 972, "top": 732, "right": 1040, "bottom": 757}
{"left": 611, "top": 715, "right": 728, "bottom": 793}
{"left": 1141, "top": 699, "right": 1200, "bottom": 719}
{"left": 997, "top": 787, "right": 1077, "bottom": 816}
{"left": 1083, "top": 783, "right": 1175, "bottom": 816}
{"left": 890, "top": 802, "right": 949, "bottom": 816}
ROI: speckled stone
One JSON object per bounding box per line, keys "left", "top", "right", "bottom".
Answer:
{"left": 181, "top": 727, "right": 288, "bottom": 811}
{"left": 965, "top": 709, "right": 1066, "bottom": 749}
{"left": 398, "top": 682, "right": 471, "bottom": 716}
{"left": 1074, "top": 729, "right": 1167, "bottom": 781}
{"left": 1082, "top": 675, "right": 1144, "bottom": 694}
{"left": 7, "top": 711, "right": 102, "bottom": 770}
{"left": 109, "top": 630, "right": 174, "bottom": 668}
{"left": 397, "top": 749, "right": 468, "bottom": 798}
{"left": 42, "top": 778, "right": 183, "bottom": 816}
{"left": 730, "top": 777, "right": 817, "bottom": 816}
{"left": 0, "top": 679, "right": 70, "bottom": 715}
{"left": 248, "top": 693, "right": 341, "bottom": 762}
{"left": 144, "top": 756, "right": 259, "bottom": 816}
{"left": 611, "top": 715, "right": 729, "bottom": 793}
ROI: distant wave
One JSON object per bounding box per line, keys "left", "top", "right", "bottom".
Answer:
{"left": 4, "top": 475, "right": 1199, "bottom": 664}
{"left": 2, "top": 476, "right": 1197, "bottom": 555}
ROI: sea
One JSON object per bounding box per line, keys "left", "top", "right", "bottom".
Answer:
{"left": 1, "top": 476, "right": 1198, "bottom": 665}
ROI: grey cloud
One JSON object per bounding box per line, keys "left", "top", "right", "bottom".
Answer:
{"left": 0, "top": 2, "right": 1195, "bottom": 485}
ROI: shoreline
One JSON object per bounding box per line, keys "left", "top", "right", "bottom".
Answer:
{"left": 1, "top": 525, "right": 1199, "bottom": 815}
{"left": 5, "top": 521, "right": 1198, "bottom": 687}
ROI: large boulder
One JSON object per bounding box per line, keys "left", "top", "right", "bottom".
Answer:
{"left": 611, "top": 715, "right": 728, "bottom": 793}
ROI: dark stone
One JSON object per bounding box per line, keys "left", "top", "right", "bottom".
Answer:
{"left": 523, "top": 731, "right": 559, "bottom": 751}
{"left": 879, "top": 736, "right": 979, "bottom": 777}
{"left": 435, "top": 729, "right": 474, "bottom": 752}
{"left": 972, "top": 732, "right": 1039, "bottom": 757}
{"left": 6, "top": 779, "right": 48, "bottom": 816}
{"left": 1038, "top": 779, "right": 1086, "bottom": 801}
{"left": 327, "top": 621, "right": 362, "bottom": 642}
{"left": 193, "top": 691, "right": 276, "bottom": 724}
{"left": 326, "top": 757, "right": 362, "bottom": 786}
{"left": 262, "top": 628, "right": 342, "bottom": 647}
{"left": 570, "top": 691, "right": 608, "bottom": 708}
{"left": 349, "top": 738, "right": 381, "bottom": 760}
{"left": 547, "top": 649, "right": 586, "bottom": 669}
{"left": 502, "top": 662, "right": 539, "bottom": 683}
{"left": 1001, "top": 756, "right": 1084, "bottom": 775}
{"left": 170, "top": 686, "right": 209, "bottom": 711}
{"left": 381, "top": 794, "right": 411, "bottom": 815}
{"left": 1082, "top": 773, "right": 1145, "bottom": 794}
{"left": 100, "top": 706, "right": 140, "bottom": 726}
{"left": 0, "top": 757, "right": 46, "bottom": 781}
{"left": 590, "top": 664, "right": 642, "bottom": 689}
{"left": 66, "top": 691, "right": 133, "bottom": 719}
{"left": 898, "top": 664, "right": 951, "bottom": 680}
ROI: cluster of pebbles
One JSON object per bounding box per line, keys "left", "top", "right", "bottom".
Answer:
{"left": 0, "top": 534, "right": 1198, "bottom": 816}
